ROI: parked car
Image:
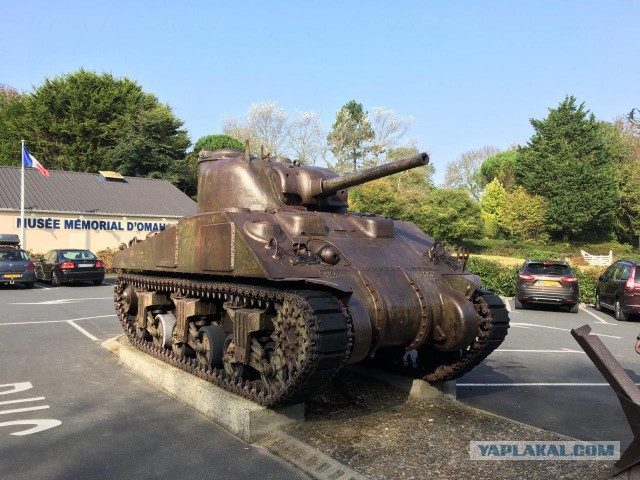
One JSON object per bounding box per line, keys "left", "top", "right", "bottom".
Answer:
{"left": 515, "top": 260, "right": 580, "bottom": 313}
{"left": 35, "top": 249, "right": 105, "bottom": 287}
{"left": 595, "top": 260, "right": 640, "bottom": 321}
{"left": 0, "top": 234, "right": 35, "bottom": 289}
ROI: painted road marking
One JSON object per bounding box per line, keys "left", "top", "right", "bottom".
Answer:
{"left": 10, "top": 297, "right": 113, "bottom": 305}
{"left": 0, "top": 420, "right": 62, "bottom": 436}
{"left": 458, "top": 383, "right": 640, "bottom": 387}
{"left": 0, "top": 314, "right": 116, "bottom": 326}
{"left": 67, "top": 320, "right": 99, "bottom": 341}
{"left": 502, "top": 297, "right": 512, "bottom": 313}
{"left": 0, "top": 382, "right": 60, "bottom": 436}
{"left": 510, "top": 322, "right": 621, "bottom": 339}
{"left": 580, "top": 306, "right": 615, "bottom": 325}
{"left": 494, "top": 348, "right": 585, "bottom": 354}
{"left": 0, "top": 397, "right": 46, "bottom": 406}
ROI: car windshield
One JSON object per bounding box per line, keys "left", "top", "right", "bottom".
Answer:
{"left": 59, "top": 250, "right": 96, "bottom": 260}
{"left": 0, "top": 249, "right": 29, "bottom": 261}
{"left": 525, "top": 263, "right": 572, "bottom": 276}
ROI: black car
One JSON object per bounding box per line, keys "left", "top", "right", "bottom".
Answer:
{"left": 515, "top": 260, "right": 580, "bottom": 313}
{"left": 0, "top": 234, "right": 36, "bottom": 289}
{"left": 35, "top": 249, "right": 105, "bottom": 287}
{"left": 595, "top": 260, "right": 640, "bottom": 321}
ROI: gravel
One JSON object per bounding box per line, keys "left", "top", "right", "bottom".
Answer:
{"left": 283, "top": 369, "right": 616, "bottom": 480}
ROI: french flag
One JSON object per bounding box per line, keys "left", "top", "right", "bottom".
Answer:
{"left": 22, "top": 144, "right": 50, "bottom": 177}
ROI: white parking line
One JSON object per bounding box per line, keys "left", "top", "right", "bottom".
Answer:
{"left": 510, "top": 322, "right": 621, "bottom": 339}
{"left": 502, "top": 297, "right": 512, "bottom": 313}
{"left": 580, "top": 306, "right": 614, "bottom": 325}
{"left": 494, "top": 348, "right": 585, "bottom": 354}
{"left": 0, "top": 314, "right": 116, "bottom": 326}
{"left": 458, "top": 383, "right": 638, "bottom": 387}
{"left": 10, "top": 297, "right": 113, "bottom": 305}
{"left": 66, "top": 320, "right": 99, "bottom": 341}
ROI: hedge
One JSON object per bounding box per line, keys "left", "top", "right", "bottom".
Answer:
{"left": 466, "top": 257, "right": 605, "bottom": 305}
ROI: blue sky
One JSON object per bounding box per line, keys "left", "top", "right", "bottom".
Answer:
{"left": 1, "top": 1, "right": 638, "bottom": 184}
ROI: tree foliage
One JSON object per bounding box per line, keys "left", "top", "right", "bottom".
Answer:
{"left": 287, "top": 111, "right": 326, "bottom": 165}
{"left": 222, "top": 102, "right": 288, "bottom": 157}
{"left": 479, "top": 150, "right": 518, "bottom": 191}
{"left": 480, "top": 179, "right": 507, "bottom": 237}
{"left": 443, "top": 146, "right": 500, "bottom": 201}
{"left": 417, "top": 188, "right": 484, "bottom": 243}
{"left": 326, "top": 100, "right": 375, "bottom": 173}
{"left": 194, "top": 134, "right": 244, "bottom": 152}
{"left": 369, "top": 107, "right": 413, "bottom": 164}
{"left": 497, "top": 186, "right": 548, "bottom": 241}
{"left": 516, "top": 96, "right": 618, "bottom": 240}
{"left": 0, "top": 70, "right": 190, "bottom": 178}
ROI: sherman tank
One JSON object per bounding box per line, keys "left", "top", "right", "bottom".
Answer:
{"left": 113, "top": 147, "right": 509, "bottom": 406}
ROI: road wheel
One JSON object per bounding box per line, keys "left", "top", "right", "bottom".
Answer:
{"left": 51, "top": 271, "right": 61, "bottom": 287}
{"left": 514, "top": 298, "right": 523, "bottom": 309}
{"left": 197, "top": 325, "right": 226, "bottom": 368}
{"left": 569, "top": 303, "right": 579, "bottom": 314}
{"left": 23, "top": 282, "right": 34, "bottom": 289}
{"left": 615, "top": 300, "right": 629, "bottom": 322}
{"left": 594, "top": 293, "right": 602, "bottom": 311}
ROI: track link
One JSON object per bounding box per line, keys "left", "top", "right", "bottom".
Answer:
{"left": 114, "top": 274, "right": 352, "bottom": 407}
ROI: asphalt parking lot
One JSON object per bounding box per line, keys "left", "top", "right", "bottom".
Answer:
{"left": 1, "top": 279, "right": 637, "bottom": 478}
{"left": 0, "top": 278, "right": 307, "bottom": 480}
{"left": 458, "top": 299, "right": 638, "bottom": 449}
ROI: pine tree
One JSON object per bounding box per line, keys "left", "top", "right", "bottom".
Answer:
{"left": 516, "top": 96, "right": 618, "bottom": 240}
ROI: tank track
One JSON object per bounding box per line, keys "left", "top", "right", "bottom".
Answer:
{"left": 367, "top": 289, "right": 509, "bottom": 382}
{"left": 114, "top": 274, "right": 352, "bottom": 407}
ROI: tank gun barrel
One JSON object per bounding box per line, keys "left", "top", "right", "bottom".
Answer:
{"left": 320, "top": 153, "right": 429, "bottom": 197}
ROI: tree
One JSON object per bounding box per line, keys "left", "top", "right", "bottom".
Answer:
{"left": 443, "top": 146, "right": 500, "bottom": 201}
{"left": 369, "top": 107, "right": 413, "bottom": 165}
{"left": 193, "top": 134, "right": 244, "bottom": 152}
{"left": 479, "top": 150, "right": 518, "bottom": 191}
{"left": 498, "top": 187, "right": 548, "bottom": 241}
{"left": 286, "top": 111, "right": 326, "bottom": 165}
{"left": 516, "top": 96, "right": 618, "bottom": 241}
{"left": 480, "top": 179, "right": 507, "bottom": 237}
{"left": 0, "top": 70, "right": 189, "bottom": 175}
{"left": 326, "top": 100, "right": 374, "bottom": 173}
{"left": 416, "top": 188, "right": 484, "bottom": 243}
{"left": 0, "top": 85, "right": 27, "bottom": 165}
{"left": 222, "top": 102, "right": 288, "bottom": 157}
{"left": 604, "top": 118, "right": 640, "bottom": 243}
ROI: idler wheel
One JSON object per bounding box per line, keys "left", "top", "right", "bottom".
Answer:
{"left": 196, "top": 325, "right": 226, "bottom": 368}
{"left": 121, "top": 285, "right": 138, "bottom": 315}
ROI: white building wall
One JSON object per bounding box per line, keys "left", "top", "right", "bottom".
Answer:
{"left": 0, "top": 211, "right": 179, "bottom": 254}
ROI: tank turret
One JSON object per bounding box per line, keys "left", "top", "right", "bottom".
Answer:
{"left": 196, "top": 148, "right": 428, "bottom": 213}
{"left": 113, "top": 146, "right": 510, "bottom": 407}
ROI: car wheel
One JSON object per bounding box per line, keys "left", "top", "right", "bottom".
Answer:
{"left": 93, "top": 279, "right": 103, "bottom": 286}
{"left": 514, "top": 298, "right": 523, "bottom": 309}
{"left": 51, "top": 270, "right": 61, "bottom": 287}
{"left": 23, "top": 282, "right": 34, "bottom": 289}
{"left": 615, "top": 299, "right": 628, "bottom": 322}
{"left": 594, "top": 293, "right": 602, "bottom": 311}
{"left": 569, "top": 303, "right": 579, "bottom": 314}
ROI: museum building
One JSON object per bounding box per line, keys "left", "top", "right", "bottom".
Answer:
{"left": 0, "top": 167, "right": 197, "bottom": 253}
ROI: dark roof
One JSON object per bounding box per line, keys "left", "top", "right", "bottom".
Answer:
{"left": 0, "top": 167, "right": 197, "bottom": 217}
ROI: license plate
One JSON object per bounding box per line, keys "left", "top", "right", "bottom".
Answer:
{"left": 539, "top": 280, "right": 559, "bottom": 287}
{"left": 3, "top": 274, "right": 21, "bottom": 278}
{"left": 78, "top": 263, "right": 94, "bottom": 268}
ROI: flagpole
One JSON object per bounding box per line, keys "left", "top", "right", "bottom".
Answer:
{"left": 20, "top": 139, "right": 25, "bottom": 248}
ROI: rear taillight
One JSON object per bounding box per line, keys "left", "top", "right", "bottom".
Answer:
{"left": 518, "top": 274, "right": 535, "bottom": 281}
{"left": 26, "top": 263, "right": 35, "bottom": 270}
{"left": 626, "top": 267, "right": 637, "bottom": 292}
{"left": 60, "top": 261, "right": 75, "bottom": 269}
{"left": 561, "top": 276, "right": 578, "bottom": 283}
{"left": 95, "top": 261, "right": 104, "bottom": 268}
